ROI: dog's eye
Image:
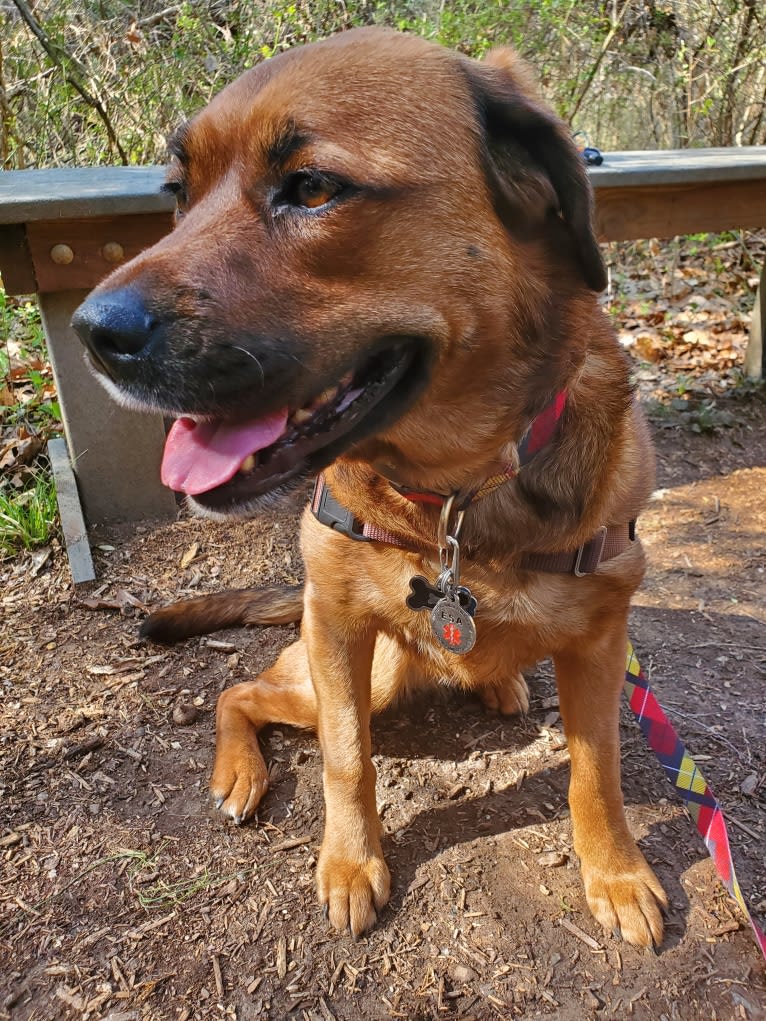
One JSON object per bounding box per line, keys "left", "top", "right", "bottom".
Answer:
{"left": 162, "top": 179, "right": 188, "bottom": 218}
{"left": 279, "top": 171, "right": 344, "bottom": 211}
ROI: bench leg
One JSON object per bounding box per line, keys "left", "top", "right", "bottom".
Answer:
{"left": 39, "top": 289, "right": 178, "bottom": 525}
{"left": 48, "top": 437, "right": 96, "bottom": 584}
{"left": 745, "top": 260, "right": 765, "bottom": 380}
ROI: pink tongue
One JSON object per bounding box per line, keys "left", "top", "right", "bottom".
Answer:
{"left": 161, "top": 408, "right": 289, "bottom": 495}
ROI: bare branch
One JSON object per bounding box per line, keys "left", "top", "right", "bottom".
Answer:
{"left": 10, "top": 0, "right": 128, "bottom": 163}
{"left": 565, "top": 1, "right": 631, "bottom": 126}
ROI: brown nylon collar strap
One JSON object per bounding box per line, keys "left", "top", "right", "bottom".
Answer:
{"left": 310, "top": 475, "right": 636, "bottom": 576}
{"left": 519, "top": 521, "right": 636, "bottom": 576}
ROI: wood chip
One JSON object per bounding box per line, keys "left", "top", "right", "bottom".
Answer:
{"left": 449, "top": 963, "right": 477, "bottom": 984}
{"left": 406, "top": 876, "right": 429, "bottom": 896}
{"left": 559, "top": 916, "right": 603, "bottom": 951}
{"left": 55, "top": 987, "right": 85, "bottom": 1010}
{"left": 63, "top": 736, "right": 104, "bottom": 760}
{"left": 739, "top": 772, "right": 758, "bottom": 796}
{"left": 328, "top": 959, "right": 345, "bottom": 995}
{"left": 728, "top": 815, "right": 761, "bottom": 841}
{"left": 76, "top": 924, "right": 111, "bottom": 948}
{"left": 79, "top": 589, "right": 146, "bottom": 613}
{"left": 318, "top": 996, "right": 336, "bottom": 1020}
{"left": 110, "top": 955, "right": 128, "bottom": 989}
{"left": 126, "top": 910, "right": 176, "bottom": 940}
{"left": 271, "top": 835, "right": 312, "bottom": 853}
{"left": 276, "top": 935, "right": 288, "bottom": 979}
{"left": 212, "top": 955, "right": 224, "bottom": 997}
{"left": 204, "top": 638, "right": 238, "bottom": 652}
{"left": 537, "top": 850, "right": 568, "bottom": 868}
{"left": 251, "top": 901, "right": 271, "bottom": 943}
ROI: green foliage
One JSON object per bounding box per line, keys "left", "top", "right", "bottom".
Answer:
{"left": 1, "top": 286, "right": 45, "bottom": 356}
{"left": 1, "top": 0, "right": 764, "bottom": 169}
{"left": 0, "top": 466, "right": 59, "bottom": 556}
{"left": 1, "top": 287, "right": 58, "bottom": 426}
{"left": 1, "top": 287, "right": 61, "bottom": 556}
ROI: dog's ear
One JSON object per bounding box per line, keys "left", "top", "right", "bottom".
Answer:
{"left": 462, "top": 49, "right": 606, "bottom": 292}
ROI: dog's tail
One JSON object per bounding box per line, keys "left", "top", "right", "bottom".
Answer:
{"left": 139, "top": 585, "right": 304, "bottom": 643}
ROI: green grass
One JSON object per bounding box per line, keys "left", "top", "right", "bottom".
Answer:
{"left": 0, "top": 844, "right": 235, "bottom": 937}
{"left": 133, "top": 867, "right": 215, "bottom": 909}
{"left": 0, "top": 466, "right": 59, "bottom": 557}
{"left": 2, "top": 285, "right": 61, "bottom": 557}
{"left": 121, "top": 843, "right": 247, "bottom": 909}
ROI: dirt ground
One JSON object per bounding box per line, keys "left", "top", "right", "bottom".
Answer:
{"left": 2, "top": 386, "right": 766, "bottom": 1019}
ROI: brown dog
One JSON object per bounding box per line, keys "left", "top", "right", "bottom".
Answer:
{"left": 72, "top": 28, "right": 667, "bottom": 947}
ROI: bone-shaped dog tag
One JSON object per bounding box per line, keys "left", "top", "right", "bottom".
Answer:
{"left": 406, "top": 575, "right": 443, "bottom": 612}
{"left": 407, "top": 576, "right": 478, "bottom": 617}
{"left": 430, "top": 591, "right": 476, "bottom": 655}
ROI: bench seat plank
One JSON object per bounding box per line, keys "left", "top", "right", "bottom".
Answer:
{"left": 0, "top": 166, "right": 173, "bottom": 224}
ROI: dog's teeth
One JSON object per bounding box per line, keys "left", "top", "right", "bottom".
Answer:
{"left": 337, "top": 386, "right": 364, "bottom": 413}
{"left": 239, "top": 454, "right": 256, "bottom": 474}
{"left": 292, "top": 407, "right": 313, "bottom": 424}
{"left": 318, "top": 386, "right": 339, "bottom": 405}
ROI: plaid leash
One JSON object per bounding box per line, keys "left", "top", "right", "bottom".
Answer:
{"left": 624, "top": 642, "right": 766, "bottom": 959}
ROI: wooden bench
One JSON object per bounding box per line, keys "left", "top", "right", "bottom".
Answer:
{"left": 1, "top": 149, "right": 765, "bottom": 575}
{"left": 590, "top": 148, "right": 766, "bottom": 379}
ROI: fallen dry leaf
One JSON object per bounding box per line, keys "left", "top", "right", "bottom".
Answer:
{"left": 180, "top": 541, "right": 200, "bottom": 569}
{"left": 740, "top": 773, "right": 759, "bottom": 797}
{"left": 78, "top": 588, "right": 147, "bottom": 614}
{"left": 0, "top": 434, "right": 44, "bottom": 470}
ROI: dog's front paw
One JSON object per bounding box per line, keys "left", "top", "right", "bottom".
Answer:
{"left": 581, "top": 858, "right": 668, "bottom": 948}
{"left": 210, "top": 738, "right": 269, "bottom": 825}
{"left": 479, "top": 672, "right": 529, "bottom": 715}
{"left": 317, "top": 847, "right": 390, "bottom": 937}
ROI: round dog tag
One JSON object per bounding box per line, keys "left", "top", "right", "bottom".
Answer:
{"left": 430, "top": 594, "right": 476, "bottom": 655}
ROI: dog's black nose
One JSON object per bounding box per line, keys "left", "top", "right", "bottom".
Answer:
{"left": 71, "top": 287, "right": 158, "bottom": 373}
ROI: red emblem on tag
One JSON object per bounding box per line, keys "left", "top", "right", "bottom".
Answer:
{"left": 442, "top": 622, "right": 462, "bottom": 647}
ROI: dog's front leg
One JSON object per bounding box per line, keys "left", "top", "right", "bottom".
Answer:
{"left": 304, "top": 584, "right": 390, "bottom": 937}
{"left": 554, "top": 614, "right": 668, "bottom": 948}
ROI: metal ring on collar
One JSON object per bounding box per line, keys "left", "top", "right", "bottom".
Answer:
{"left": 437, "top": 493, "right": 465, "bottom": 550}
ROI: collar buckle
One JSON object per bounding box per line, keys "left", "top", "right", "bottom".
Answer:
{"left": 311, "top": 476, "right": 371, "bottom": 542}
{"left": 573, "top": 525, "right": 607, "bottom": 576}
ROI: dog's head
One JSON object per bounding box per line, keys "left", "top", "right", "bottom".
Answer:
{"left": 72, "top": 28, "right": 605, "bottom": 516}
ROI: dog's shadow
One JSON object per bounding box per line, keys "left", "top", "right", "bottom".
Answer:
{"left": 257, "top": 680, "right": 690, "bottom": 953}
{"left": 373, "top": 683, "right": 547, "bottom": 760}
{"left": 377, "top": 765, "right": 690, "bottom": 953}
